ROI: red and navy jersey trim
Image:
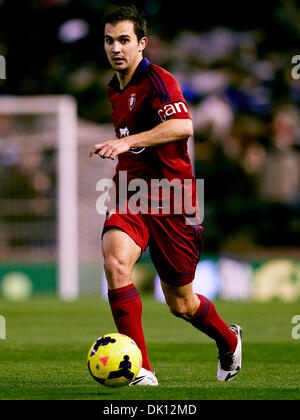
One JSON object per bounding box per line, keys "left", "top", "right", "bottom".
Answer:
{"left": 147, "top": 68, "right": 171, "bottom": 104}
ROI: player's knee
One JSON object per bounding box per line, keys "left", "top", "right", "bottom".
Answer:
{"left": 103, "top": 255, "right": 131, "bottom": 285}
{"left": 168, "top": 300, "right": 194, "bottom": 321}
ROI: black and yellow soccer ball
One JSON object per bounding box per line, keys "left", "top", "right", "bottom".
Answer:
{"left": 87, "top": 333, "right": 142, "bottom": 387}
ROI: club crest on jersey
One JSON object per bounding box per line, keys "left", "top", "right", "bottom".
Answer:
{"left": 128, "top": 93, "right": 136, "bottom": 111}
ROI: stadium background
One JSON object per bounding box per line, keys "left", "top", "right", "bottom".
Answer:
{"left": 0, "top": 0, "right": 299, "bottom": 302}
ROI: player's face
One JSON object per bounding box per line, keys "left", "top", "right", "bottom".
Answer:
{"left": 104, "top": 20, "right": 147, "bottom": 73}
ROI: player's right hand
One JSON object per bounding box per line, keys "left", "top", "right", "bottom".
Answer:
{"left": 89, "top": 139, "right": 131, "bottom": 159}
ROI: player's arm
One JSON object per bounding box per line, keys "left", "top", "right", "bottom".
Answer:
{"left": 89, "top": 118, "right": 193, "bottom": 160}
{"left": 127, "top": 118, "right": 193, "bottom": 148}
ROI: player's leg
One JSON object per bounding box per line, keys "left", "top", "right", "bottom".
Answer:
{"left": 161, "top": 281, "right": 237, "bottom": 353}
{"left": 160, "top": 281, "right": 199, "bottom": 321}
{"left": 102, "top": 227, "right": 140, "bottom": 289}
{"left": 148, "top": 215, "right": 242, "bottom": 380}
{"left": 102, "top": 227, "right": 153, "bottom": 374}
{"left": 161, "top": 281, "right": 242, "bottom": 381}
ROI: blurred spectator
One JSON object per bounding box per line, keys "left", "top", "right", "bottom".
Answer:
{"left": 259, "top": 106, "right": 300, "bottom": 203}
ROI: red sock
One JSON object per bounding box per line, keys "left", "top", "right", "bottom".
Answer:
{"left": 190, "top": 294, "right": 237, "bottom": 354}
{"left": 108, "top": 283, "right": 152, "bottom": 372}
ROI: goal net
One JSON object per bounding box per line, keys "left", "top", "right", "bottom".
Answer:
{"left": 0, "top": 95, "right": 115, "bottom": 300}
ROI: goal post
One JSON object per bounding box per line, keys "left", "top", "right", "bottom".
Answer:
{"left": 57, "top": 97, "right": 78, "bottom": 301}
{"left": 0, "top": 95, "right": 78, "bottom": 300}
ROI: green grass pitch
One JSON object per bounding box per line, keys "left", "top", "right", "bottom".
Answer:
{"left": 0, "top": 296, "right": 299, "bottom": 400}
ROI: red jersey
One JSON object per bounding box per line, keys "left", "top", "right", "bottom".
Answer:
{"left": 107, "top": 57, "right": 198, "bottom": 217}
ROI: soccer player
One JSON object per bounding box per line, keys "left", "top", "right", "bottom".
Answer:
{"left": 90, "top": 5, "right": 242, "bottom": 385}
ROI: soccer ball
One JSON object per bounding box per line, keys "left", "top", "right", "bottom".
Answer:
{"left": 87, "top": 333, "right": 142, "bottom": 387}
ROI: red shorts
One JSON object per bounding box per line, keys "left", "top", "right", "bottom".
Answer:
{"left": 102, "top": 213, "right": 203, "bottom": 286}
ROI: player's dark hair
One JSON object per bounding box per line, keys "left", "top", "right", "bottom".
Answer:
{"left": 102, "top": 5, "right": 147, "bottom": 41}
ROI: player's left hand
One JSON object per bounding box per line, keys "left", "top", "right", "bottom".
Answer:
{"left": 89, "top": 139, "right": 131, "bottom": 159}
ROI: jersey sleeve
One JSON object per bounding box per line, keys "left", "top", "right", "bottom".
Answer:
{"left": 147, "top": 65, "right": 191, "bottom": 122}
